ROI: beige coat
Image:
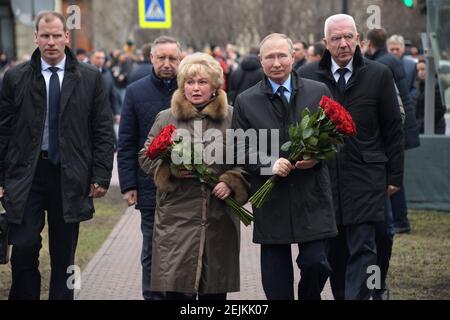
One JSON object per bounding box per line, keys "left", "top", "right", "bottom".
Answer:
{"left": 139, "top": 89, "right": 249, "bottom": 294}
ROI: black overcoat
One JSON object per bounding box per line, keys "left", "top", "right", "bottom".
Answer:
{"left": 299, "top": 47, "right": 404, "bottom": 226}
{"left": 232, "top": 72, "right": 338, "bottom": 244}
{"left": 0, "top": 47, "right": 114, "bottom": 224}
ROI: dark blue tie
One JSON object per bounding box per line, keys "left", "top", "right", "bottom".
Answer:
{"left": 277, "top": 86, "right": 289, "bottom": 108}
{"left": 48, "top": 67, "right": 61, "bottom": 165}
{"left": 276, "top": 86, "right": 290, "bottom": 119}
{"left": 337, "top": 68, "right": 349, "bottom": 94}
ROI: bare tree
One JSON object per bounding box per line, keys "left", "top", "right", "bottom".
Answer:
{"left": 88, "top": 0, "right": 426, "bottom": 54}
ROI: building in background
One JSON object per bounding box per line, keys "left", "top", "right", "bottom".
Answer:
{"left": 2, "top": 0, "right": 428, "bottom": 59}
{"left": 0, "top": 0, "right": 16, "bottom": 59}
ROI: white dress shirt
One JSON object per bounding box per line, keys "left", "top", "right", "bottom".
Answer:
{"left": 331, "top": 58, "right": 353, "bottom": 85}
{"left": 41, "top": 56, "right": 66, "bottom": 151}
{"left": 268, "top": 74, "right": 293, "bottom": 103}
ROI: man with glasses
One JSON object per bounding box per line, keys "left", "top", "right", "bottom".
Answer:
{"left": 300, "top": 14, "right": 404, "bottom": 300}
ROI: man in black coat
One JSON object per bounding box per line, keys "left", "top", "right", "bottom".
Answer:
{"left": 387, "top": 35, "right": 419, "bottom": 101}
{"left": 365, "top": 28, "right": 420, "bottom": 299}
{"left": 127, "top": 43, "right": 153, "bottom": 85}
{"left": 228, "top": 47, "right": 264, "bottom": 106}
{"left": 90, "top": 49, "right": 122, "bottom": 147}
{"left": 366, "top": 29, "right": 420, "bottom": 151}
{"left": 293, "top": 41, "right": 308, "bottom": 70}
{"left": 232, "top": 33, "right": 337, "bottom": 300}
{"left": 299, "top": 14, "right": 404, "bottom": 300}
{"left": 0, "top": 12, "right": 114, "bottom": 300}
{"left": 117, "top": 36, "right": 181, "bottom": 300}
{"left": 387, "top": 35, "right": 423, "bottom": 234}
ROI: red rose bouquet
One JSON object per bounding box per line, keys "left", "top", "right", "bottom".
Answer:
{"left": 249, "top": 96, "right": 357, "bottom": 208}
{"left": 146, "top": 125, "right": 254, "bottom": 226}
{"left": 145, "top": 124, "right": 177, "bottom": 160}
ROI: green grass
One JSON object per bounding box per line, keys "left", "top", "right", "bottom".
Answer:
{"left": 388, "top": 210, "right": 450, "bottom": 300}
{"left": 1, "top": 206, "right": 449, "bottom": 300}
{"left": 0, "top": 186, "right": 126, "bottom": 300}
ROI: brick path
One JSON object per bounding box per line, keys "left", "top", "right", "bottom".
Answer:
{"left": 76, "top": 208, "right": 333, "bottom": 300}
{"left": 76, "top": 157, "right": 333, "bottom": 300}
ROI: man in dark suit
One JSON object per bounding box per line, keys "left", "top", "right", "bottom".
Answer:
{"left": 387, "top": 34, "right": 420, "bottom": 234}
{"left": 0, "top": 11, "right": 114, "bottom": 300}
{"left": 90, "top": 49, "right": 122, "bottom": 147}
{"left": 293, "top": 40, "right": 308, "bottom": 71}
{"left": 299, "top": 14, "right": 404, "bottom": 300}
{"left": 118, "top": 36, "right": 181, "bottom": 300}
{"left": 232, "top": 33, "right": 337, "bottom": 300}
{"left": 387, "top": 35, "right": 419, "bottom": 101}
{"left": 127, "top": 43, "right": 153, "bottom": 85}
{"left": 228, "top": 47, "right": 264, "bottom": 106}
{"left": 365, "top": 28, "right": 420, "bottom": 299}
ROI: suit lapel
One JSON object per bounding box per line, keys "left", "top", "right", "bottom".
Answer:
{"left": 60, "top": 71, "right": 80, "bottom": 115}
{"left": 31, "top": 73, "right": 47, "bottom": 115}
{"left": 292, "top": 75, "right": 308, "bottom": 121}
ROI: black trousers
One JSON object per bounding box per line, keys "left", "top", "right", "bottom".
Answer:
{"left": 328, "top": 223, "right": 377, "bottom": 300}
{"left": 260, "top": 239, "right": 331, "bottom": 300}
{"left": 8, "top": 158, "right": 79, "bottom": 300}
{"left": 152, "top": 292, "right": 227, "bottom": 301}
{"left": 375, "top": 198, "right": 394, "bottom": 293}
{"left": 390, "top": 184, "right": 411, "bottom": 230}
{"left": 139, "top": 208, "right": 155, "bottom": 300}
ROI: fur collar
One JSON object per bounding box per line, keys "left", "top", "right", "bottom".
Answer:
{"left": 171, "top": 89, "right": 228, "bottom": 121}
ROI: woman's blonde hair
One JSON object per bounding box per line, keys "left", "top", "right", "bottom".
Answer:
{"left": 177, "top": 52, "right": 224, "bottom": 90}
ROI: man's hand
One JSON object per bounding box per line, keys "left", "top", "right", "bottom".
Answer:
{"left": 177, "top": 169, "right": 194, "bottom": 179}
{"left": 0, "top": 187, "right": 4, "bottom": 199}
{"left": 212, "top": 182, "right": 232, "bottom": 200}
{"left": 123, "top": 190, "right": 138, "bottom": 206}
{"left": 387, "top": 185, "right": 400, "bottom": 197}
{"left": 272, "top": 158, "right": 294, "bottom": 177}
{"left": 295, "top": 159, "right": 318, "bottom": 170}
{"left": 89, "top": 184, "right": 108, "bottom": 199}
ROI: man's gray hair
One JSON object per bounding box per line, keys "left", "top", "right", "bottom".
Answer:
{"left": 259, "top": 33, "right": 294, "bottom": 55}
{"left": 387, "top": 35, "right": 405, "bottom": 48}
{"left": 324, "top": 14, "right": 357, "bottom": 38}
{"left": 151, "top": 36, "right": 182, "bottom": 54}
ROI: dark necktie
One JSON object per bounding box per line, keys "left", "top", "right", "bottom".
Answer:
{"left": 48, "top": 67, "right": 61, "bottom": 165}
{"left": 277, "top": 86, "right": 289, "bottom": 108}
{"left": 337, "top": 68, "right": 349, "bottom": 94}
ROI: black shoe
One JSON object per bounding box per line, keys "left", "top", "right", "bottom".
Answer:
{"left": 394, "top": 225, "right": 411, "bottom": 234}
{"left": 372, "top": 288, "right": 390, "bottom": 300}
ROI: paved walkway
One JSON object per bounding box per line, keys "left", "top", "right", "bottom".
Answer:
{"left": 76, "top": 158, "right": 333, "bottom": 300}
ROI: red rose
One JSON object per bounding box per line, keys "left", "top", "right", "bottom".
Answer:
{"left": 320, "top": 96, "right": 357, "bottom": 137}
{"left": 145, "top": 125, "right": 177, "bottom": 160}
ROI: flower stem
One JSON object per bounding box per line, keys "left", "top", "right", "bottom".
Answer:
{"left": 204, "top": 179, "right": 253, "bottom": 226}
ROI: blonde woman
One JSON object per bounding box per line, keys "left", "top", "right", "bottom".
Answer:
{"left": 139, "top": 53, "right": 249, "bottom": 300}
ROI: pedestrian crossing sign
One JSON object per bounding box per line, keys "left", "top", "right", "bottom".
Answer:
{"left": 139, "top": 0, "right": 172, "bottom": 29}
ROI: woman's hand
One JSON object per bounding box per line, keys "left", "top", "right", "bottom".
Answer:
{"left": 212, "top": 182, "right": 232, "bottom": 200}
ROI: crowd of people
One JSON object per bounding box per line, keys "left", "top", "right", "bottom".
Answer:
{"left": 0, "top": 10, "right": 448, "bottom": 301}
{"left": 1, "top": 24, "right": 445, "bottom": 139}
